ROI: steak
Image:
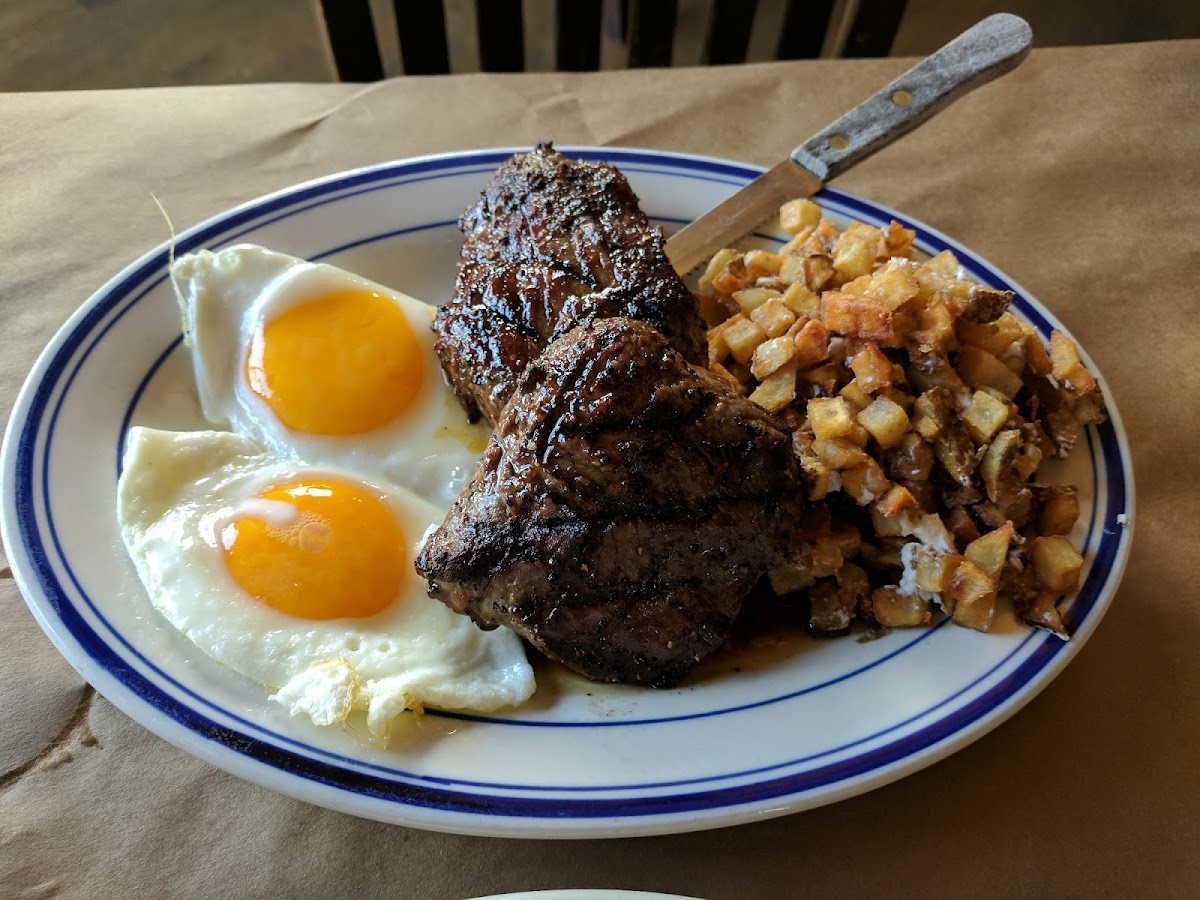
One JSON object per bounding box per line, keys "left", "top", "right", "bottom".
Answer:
{"left": 433, "top": 143, "right": 706, "bottom": 425}
{"left": 415, "top": 318, "right": 804, "bottom": 687}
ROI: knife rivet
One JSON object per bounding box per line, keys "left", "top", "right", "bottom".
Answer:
{"left": 828, "top": 134, "right": 848, "bottom": 151}
{"left": 892, "top": 89, "right": 913, "bottom": 106}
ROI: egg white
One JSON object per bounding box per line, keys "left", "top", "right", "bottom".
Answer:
{"left": 117, "top": 426, "right": 534, "bottom": 736}
{"left": 170, "top": 244, "right": 487, "bottom": 509}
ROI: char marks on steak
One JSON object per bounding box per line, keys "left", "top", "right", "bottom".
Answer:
{"left": 416, "top": 318, "right": 804, "bottom": 687}
{"left": 433, "top": 143, "right": 706, "bottom": 425}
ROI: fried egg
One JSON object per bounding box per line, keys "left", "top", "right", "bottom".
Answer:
{"left": 117, "top": 426, "right": 534, "bottom": 736}
{"left": 170, "top": 244, "right": 487, "bottom": 509}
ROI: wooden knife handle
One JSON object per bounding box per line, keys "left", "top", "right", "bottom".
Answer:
{"left": 792, "top": 14, "right": 1032, "bottom": 182}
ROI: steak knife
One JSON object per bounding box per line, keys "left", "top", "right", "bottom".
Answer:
{"left": 663, "top": 13, "right": 1033, "bottom": 275}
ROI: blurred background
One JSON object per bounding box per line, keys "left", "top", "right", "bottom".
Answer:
{"left": 2, "top": 0, "right": 1197, "bottom": 91}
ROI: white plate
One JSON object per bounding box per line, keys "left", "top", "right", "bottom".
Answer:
{"left": 0, "top": 148, "right": 1134, "bottom": 839}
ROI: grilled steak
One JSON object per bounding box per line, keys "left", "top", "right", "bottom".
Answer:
{"left": 433, "top": 143, "right": 706, "bottom": 425}
{"left": 415, "top": 318, "right": 804, "bottom": 687}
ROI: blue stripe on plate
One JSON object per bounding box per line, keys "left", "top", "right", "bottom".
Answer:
{"left": 10, "top": 148, "right": 1132, "bottom": 819}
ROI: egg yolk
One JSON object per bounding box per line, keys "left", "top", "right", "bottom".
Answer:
{"left": 221, "top": 479, "right": 405, "bottom": 620}
{"left": 246, "top": 289, "right": 424, "bottom": 435}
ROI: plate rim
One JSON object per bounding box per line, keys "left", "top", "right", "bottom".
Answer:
{"left": 0, "top": 146, "right": 1136, "bottom": 838}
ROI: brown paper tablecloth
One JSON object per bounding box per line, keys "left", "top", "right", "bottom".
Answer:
{"left": 2, "top": 41, "right": 1198, "bottom": 898}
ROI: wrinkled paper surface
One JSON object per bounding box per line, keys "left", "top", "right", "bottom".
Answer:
{"left": 2, "top": 41, "right": 1199, "bottom": 898}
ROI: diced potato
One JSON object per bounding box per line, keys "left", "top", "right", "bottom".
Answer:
{"left": 779, "top": 198, "right": 822, "bottom": 234}
{"left": 831, "top": 522, "right": 863, "bottom": 558}
{"left": 792, "top": 319, "right": 830, "bottom": 369}
{"left": 778, "top": 284, "right": 818, "bottom": 321}
{"left": 832, "top": 222, "right": 885, "bottom": 281}
{"left": 697, "top": 291, "right": 733, "bottom": 328}
{"left": 749, "top": 297, "right": 797, "bottom": 338}
{"left": 963, "top": 286, "right": 1014, "bottom": 324}
{"left": 981, "top": 429, "right": 1021, "bottom": 502}
{"left": 870, "top": 506, "right": 905, "bottom": 537}
{"left": 1020, "top": 589, "right": 1069, "bottom": 639}
{"left": 707, "top": 318, "right": 733, "bottom": 366}
{"left": 1035, "top": 485, "right": 1081, "bottom": 536}
{"left": 744, "top": 249, "right": 783, "bottom": 277}
{"left": 866, "top": 258, "right": 919, "bottom": 309}
{"left": 751, "top": 336, "right": 798, "bottom": 380}
{"left": 1024, "top": 330, "right": 1053, "bottom": 375}
{"left": 839, "top": 378, "right": 872, "bottom": 409}
{"left": 872, "top": 587, "right": 932, "bottom": 627}
{"left": 808, "top": 580, "right": 853, "bottom": 633}
{"left": 812, "top": 437, "right": 870, "bottom": 470}
{"left": 1029, "top": 536, "right": 1084, "bottom": 595}
{"left": 723, "top": 317, "right": 768, "bottom": 365}
{"left": 822, "top": 293, "right": 894, "bottom": 342}
{"left": 841, "top": 274, "right": 873, "bottom": 297}
{"left": 964, "top": 522, "right": 1014, "bottom": 581}
{"left": 913, "top": 547, "right": 962, "bottom": 593}
{"left": 807, "top": 397, "right": 857, "bottom": 440}
{"left": 956, "top": 345, "right": 1024, "bottom": 398}
{"left": 841, "top": 458, "right": 890, "bottom": 504}
{"left": 849, "top": 343, "right": 896, "bottom": 393}
{"left": 810, "top": 537, "right": 844, "bottom": 579}
{"left": 748, "top": 363, "right": 797, "bottom": 413}
{"left": 879, "top": 386, "right": 914, "bottom": 410}
{"left": 843, "top": 420, "right": 872, "bottom": 449}
{"left": 732, "top": 287, "right": 782, "bottom": 315}
{"left": 857, "top": 396, "right": 911, "bottom": 449}
{"left": 800, "top": 362, "right": 842, "bottom": 395}
{"left": 910, "top": 300, "right": 956, "bottom": 353}
{"left": 768, "top": 563, "right": 816, "bottom": 595}
{"left": 800, "top": 454, "right": 830, "bottom": 501}
{"left": 711, "top": 256, "right": 752, "bottom": 293}
{"left": 945, "top": 507, "right": 981, "bottom": 548}
{"left": 961, "top": 389, "right": 1011, "bottom": 443}
{"left": 1050, "top": 330, "right": 1098, "bottom": 395}
{"left": 709, "top": 361, "right": 740, "bottom": 391}
{"left": 949, "top": 559, "right": 997, "bottom": 631}
{"left": 780, "top": 252, "right": 835, "bottom": 292}
{"left": 883, "top": 220, "right": 916, "bottom": 258}
{"left": 699, "top": 248, "right": 738, "bottom": 291}
{"left": 915, "top": 250, "right": 969, "bottom": 301}
{"left": 876, "top": 484, "right": 918, "bottom": 517}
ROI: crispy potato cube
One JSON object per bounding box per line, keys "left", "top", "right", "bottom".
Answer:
{"left": 963, "top": 286, "right": 1014, "bottom": 324}
{"left": 872, "top": 587, "right": 932, "bottom": 627}
{"left": 884, "top": 220, "right": 916, "bottom": 257}
{"left": 1020, "top": 590, "right": 1069, "bottom": 639}
{"left": 981, "top": 429, "right": 1022, "bottom": 503}
{"left": 913, "top": 547, "right": 962, "bottom": 593}
{"left": 810, "top": 538, "right": 844, "bottom": 579}
{"left": 780, "top": 252, "right": 835, "bottom": 292}
{"left": 710, "top": 255, "right": 752, "bottom": 293}
{"left": 792, "top": 319, "right": 830, "bottom": 369}
{"left": 749, "top": 297, "right": 797, "bottom": 338}
{"left": 844, "top": 420, "right": 872, "bottom": 449}
{"left": 748, "top": 363, "right": 798, "bottom": 413}
{"left": 699, "top": 248, "right": 739, "bottom": 291}
{"left": 707, "top": 318, "right": 733, "bottom": 366}
{"left": 841, "top": 274, "right": 874, "bottom": 297}
{"left": 723, "top": 317, "right": 768, "bottom": 365}
{"left": 910, "top": 300, "right": 956, "bottom": 354}
{"left": 839, "top": 378, "right": 872, "bottom": 411}
{"left": 812, "top": 437, "right": 870, "bottom": 470}
{"left": 849, "top": 343, "right": 896, "bottom": 394}
{"left": 751, "top": 335, "right": 798, "bottom": 380}
{"left": 768, "top": 562, "right": 816, "bottom": 595}
{"left": 1029, "top": 536, "right": 1084, "bottom": 595}
{"left": 744, "top": 249, "right": 783, "bottom": 277}
{"left": 964, "top": 522, "right": 1013, "bottom": 581}
{"left": 732, "top": 287, "right": 782, "bottom": 315}
{"left": 807, "top": 397, "right": 857, "bottom": 440}
{"left": 876, "top": 484, "right": 918, "bottom": 517}
{"left": 822, "top": 293, "right": 894, "bottom": 342}
{"left": 781, "top": 283, "right": 821, "bottom": 320}
{"left": 709, "top": 361, "right": 740, "bottom": 391}
{"left": 961, "top": 389, "right": 1011, "bottom": 444}
{"left": 956, "top": 346, "right": 1023, "bottom": 398}
{"left": 779, "top": 198, "right": 822, "bottom": 234}
{"left": 870, "top": 506, "right": 905, "bottom": 537}
{"left": 857, "top": 396, "right": 911, "bottom": 449}
{"left": 867, "top": 259, "right": 920, "bottom": 309}
{"left": 915, "top": 249, "right": 969, "bottom": 299}
{"left": 1024, "top": 330, "right": 1053, "bottom": 375}
{"left": 959, "top": 311, "right": 1025, "bottom": 356}
{"left": 698, "top": 291, "right": 733, "bottom": 328}
{"left": 832, "top": 222, "right": 885, "bottom": 281}
{"left": 1035, "top": 485, "right": 1081, "bottom": 536}
{"left": 949, "top": 559, "right": 997, "bottom": 631}
{"left": 800, "top": 454, "right": 830, "bottom": 501}
{"left": 1050, "top": 330, "right": 1098, "bottom": 395}
{"left": 879, "top": 386, "right": 914, "bottom": 410}
{"left": 808, "top": 580, "right": 853, "bottom": 633}
{"left": 841, "top": 458, "right": 890, "bottom": 504}
{"left": 801, "top": 362, "right": 843, "bottom": 395}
